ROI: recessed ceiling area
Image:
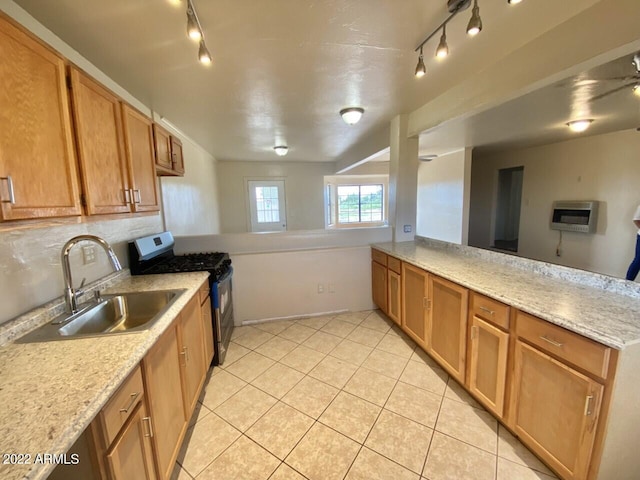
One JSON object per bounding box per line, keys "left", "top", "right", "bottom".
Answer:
{"left": 11, "top": 0, "right": 604, "bottom": 163}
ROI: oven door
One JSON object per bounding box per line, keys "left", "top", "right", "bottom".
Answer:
{"left": 212, "top": 267, "right": 234, "bottom": 365}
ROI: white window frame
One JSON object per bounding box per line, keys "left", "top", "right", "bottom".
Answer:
{"left": 246, "top": 179, "right": 287, "bottom": 232}
{"left": 324, "top": 175, "right": 389, "bottom": 229}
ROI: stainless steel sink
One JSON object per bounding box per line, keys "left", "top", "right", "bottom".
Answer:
{"left": 16, "top": 289, "right": 185, "bottom": 343}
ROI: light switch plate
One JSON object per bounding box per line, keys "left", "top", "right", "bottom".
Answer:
{"left": 403, "top": 225, "right": 412, "bottom": 233}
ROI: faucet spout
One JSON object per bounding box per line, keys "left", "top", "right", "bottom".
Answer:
{"left": 61, "top": 235, "right": 123, "bottom": 314}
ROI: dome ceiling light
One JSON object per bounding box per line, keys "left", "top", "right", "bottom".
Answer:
{"left": 273, "top": 145, "right": 289, "bottom": 156}
{"left": 567, "top": 119, "right": 594, "bottom": 133}
{"left": 340, "top": 107, "right": 365, "bottom": 125}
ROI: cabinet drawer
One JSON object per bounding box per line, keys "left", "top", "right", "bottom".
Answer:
{"left": 516, "top": 311, "right": 611, "bottom": 380}
{"left": 471, "top": 292, "right": 510, "bottom": 330}
{"left": 387, "top": 256, "right": 401, "bottom": 274}
{"left": 371, "top": 249, "right": 387, "bottom": 266}
{"left": 199, "top": 280, "right": 210, "bottom": 305}
{"left": 99, "top": 365, "right": 145, "bottom": 445}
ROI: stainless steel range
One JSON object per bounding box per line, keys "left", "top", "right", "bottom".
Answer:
{"left": 128, "top": 231, "right": 233, "bottom": 366}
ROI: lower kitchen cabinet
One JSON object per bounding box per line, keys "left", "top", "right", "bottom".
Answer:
{"left": 467, "top": 315, "right": 509, "bottom": 417}
{"left": 387, "top": 268, "right": 401, "bottom": 325}
{"left": 427, "top": 275, "right": 468, "bottom": 383}
{"left": 372, "top": 259, "right": 388, "bottom": 313}
{"left": 105, "top": 402, "right": 156, "bottom": 480}
{"left": 142, "top": 323, "right": 187, "bottom": 480}
{"left": 177, "top": 294, "right": 207, "bottom": 418}
{"left": 510, "top": 340, "right": 603, "bottom": 480}
{"left": 401, "top": 262, "right": 429, "bottom": 350}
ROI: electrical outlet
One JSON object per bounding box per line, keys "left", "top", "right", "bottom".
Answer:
{"left": 317, "top": 283, "right": 324, "bottom": 294}
{"left": 403, "top": 225, "right": 412, "bottom": 233}
{"left": 82, "top": 246, "right": 96, "bottom": 265}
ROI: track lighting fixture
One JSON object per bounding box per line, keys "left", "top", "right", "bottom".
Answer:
{"left": 633, "top": 84, "right": 640, "bottom": 98}
{"left": 567, "top": 120, "right": 593, "bottom": 133}
{"left": 415, "top": 47, "right": 426, "bottom": 78}
{"left": 198, "top": 41, "right": 212, "bottom": 64}
{"left": 436, "top": 24, "right": 449, "bottom": 59}
{"left": 340, "top": 107, "right": 365, "bottom": 125}
{"left": 274, "top": 146, "right": 289, "bottom": 156}
{"left": 185, "top": 0, "right": 211, "bottom": 65}
{"left": 466, "top": 0, "right": 482, "bottom": 36}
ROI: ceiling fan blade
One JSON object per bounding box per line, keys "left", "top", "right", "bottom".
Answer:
{"left": 588, "top": 82, "right": 637, "bottom": 102}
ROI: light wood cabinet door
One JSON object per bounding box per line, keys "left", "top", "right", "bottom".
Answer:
{"left": 152, "top": 124, "right": 173, "bottom": 172}
{"left": 121, "top": 104, "right": 159, "bottom": 212}
{"left": 372, "top": 260, "right": 388, "bottom": 313}
{"left": 105, "top": 402, "right": 157, "bottom": 480}
{"left": 427, "top": 275, "right": 468, "bottom": 383}
{"left": 178, "top": 295, "right": 207, "bottom": 419}
{"left": 170, "top": 136, "right": 185, "bottom": 175}
{"left": 0, "top": 15, "right": 81, "bottom": 220}
{"left": 69, "top": 66, "right": 131, "bottom": 215}
{"left": 401, "top": 262, "right": 429, "bottom": 349}
{"left": 511, "top": 340, "right": 603, "bottom": 480}
{"left": 142, "top": 324, "right": 186, "bottom": 480}
{"left": 387, "top": 269, "right": 401, "bottom": 326}
{"left": 201, "top": 295, "right": 215, "bottom": 367}
{"left": 468, "top": 316, "right": 509, "bottom": 417}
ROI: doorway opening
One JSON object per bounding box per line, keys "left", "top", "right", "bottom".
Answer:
{"left": 493, "top": 166, "right": 523, "bottom": 252}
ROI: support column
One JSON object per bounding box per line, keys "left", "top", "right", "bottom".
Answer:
{"left": 388, "top": 114, "right": 419, "bottom": 243}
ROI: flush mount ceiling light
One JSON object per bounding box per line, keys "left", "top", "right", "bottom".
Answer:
{"left": 507, "top": 0, "right": 523, "bottom": 4}
{"left": 184, "top": 0, "right": 212, "bottom": 65}
{"left": 340, "top": 107, "right": 365, "bottom": 125}
{"left": 273, "top": 145, "right": 289, "bottom": 156}
{"left": 419, "top": 154, "right": 438, "bottom": 162}
{"left": 567, "top": 119, "right": 594, "bottom": 133}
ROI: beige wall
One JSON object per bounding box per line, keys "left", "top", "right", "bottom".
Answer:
{"left": 160, "top": 135, "right": 220, "bottom": 236}
{"left": 416, "top": 149, "right": 472, "bottom": 244}
{"left": 469, "top": 129, "right": 640, "bottom": 278}
{"left": 217, "top": 161, "right": 335, "bottom": 233}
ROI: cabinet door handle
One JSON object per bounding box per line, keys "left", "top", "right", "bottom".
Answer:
{"left": 119, "top": 392, "right": 140, "bottom": 414}
{"left": 479, "top": 306, "right": 495, "bottom": 315}
{"left": 584, "top": 395, "right": 594, "bottom": 416}
{"left": 539, "top": 335, "right": 563, "bottom": 347}
{"left": 142, "top": 416, "right": 154, "bottom": 438}
{"left": 123, "top": 188, "right": 131, "bottom": 204}
{"left": 1, "top": 176, "right": 16, "bottom": 204}
{"left": 423, "top": 298, "right": 431, "bottom": 310}
{"left": 133, "top": 189, "right": 141, "bottom": 204}
{"left": 180, "top": 346, "right": 189, "bottom": 365}
{"left": 471, "top": 325, "right": 479, "bottom": 340}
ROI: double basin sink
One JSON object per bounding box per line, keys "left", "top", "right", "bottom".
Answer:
{"left": 17, "top": 289, "right": 185, "bottom": 343}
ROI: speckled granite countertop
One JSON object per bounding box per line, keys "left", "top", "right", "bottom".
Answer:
{"left": 374, "top": 241, "right": 640, "bottom": 350}
{"left": 0, "top": 272, "right": 209, "bottom": 480}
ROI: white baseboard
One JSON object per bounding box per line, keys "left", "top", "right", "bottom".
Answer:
{"left": 241, "top": 309, "right": 349, "bottom": 326}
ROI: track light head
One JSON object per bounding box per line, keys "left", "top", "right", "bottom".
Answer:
{"left": 198, "top": 41, "right": 212, "bottom": 64}
{"left": 436, "top": 25, "right": 449, "bottom": 59}
{"left": 187, "top": 12, "right": 201, "bottom": 40}
{"left": 467, "top": 0, "right": 482, "bottom": 36}
{"left": 633, "top": 84, "right": 640, "bottom": 98}
{"left": 415, "top": 49, "right": 426, "bottom": 78}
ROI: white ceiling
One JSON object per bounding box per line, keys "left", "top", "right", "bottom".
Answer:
{"left": 11, "top": 0, "right": 619, "bottom": 163}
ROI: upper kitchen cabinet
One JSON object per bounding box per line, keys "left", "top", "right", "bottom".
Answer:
{"left": 0, "top": 14, "right": 81, "bottom": 221}
{"left": 121, "top": 104, "right": 160, "bottom": 212}
{"left": 68, "top": 66, "right": 131, "bottom": 215}
{"left": 153, "top": 124, "right": 185, "bottom": 177}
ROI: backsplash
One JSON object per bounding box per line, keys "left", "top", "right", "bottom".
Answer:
{"left": 0, "top": 215, "right": 163, "bottom": 325}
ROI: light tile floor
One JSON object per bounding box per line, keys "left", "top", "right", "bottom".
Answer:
{"left": 173, "top": 310, "right": 559, "bottom": 480}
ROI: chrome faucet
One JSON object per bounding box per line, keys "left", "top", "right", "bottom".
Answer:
{"left": 61, "top": 235, "right": 122, "bottom": 314}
